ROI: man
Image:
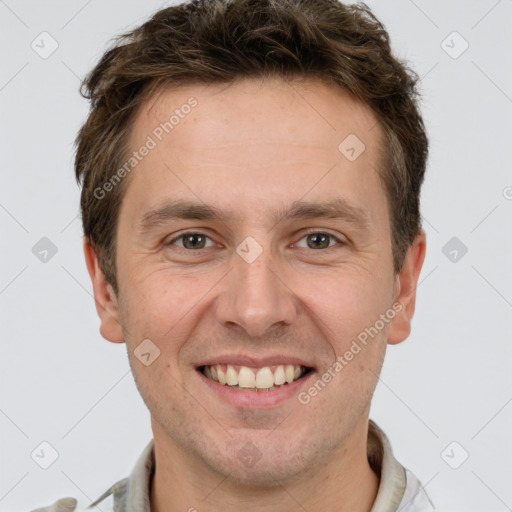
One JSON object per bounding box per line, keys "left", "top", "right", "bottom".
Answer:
{"left": 34, "top": 0, "right": 434, "bottom": 510}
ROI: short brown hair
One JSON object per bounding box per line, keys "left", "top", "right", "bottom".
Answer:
{"left": 75, "top": 0, "right": 428, "bottom": 295}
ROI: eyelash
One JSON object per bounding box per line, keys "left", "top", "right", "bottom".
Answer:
{"left": 168, "top": 230, "right": 345, "bottom": 251}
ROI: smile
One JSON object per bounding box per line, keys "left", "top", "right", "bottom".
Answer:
{"left": 200, "top": 364, "right": 312, "bottom": 392}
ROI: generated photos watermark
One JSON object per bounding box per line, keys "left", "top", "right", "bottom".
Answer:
{"left": 298, "top": 302, "right": 403, "bottom": 405}
{"left": 93, "top": 97, "right": 198, "bottom": 200}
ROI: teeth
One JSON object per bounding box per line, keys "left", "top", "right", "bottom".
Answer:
{"left": 274, "top": 365, "right": 286, "bottom": 385}
{"left": 238, "top": 366, "right": 256, "bottom": 388}
{"left": 202, "top": 363, "right": 307, "bottom": 390}
{"left": 255, "top": 367, "right": 274, "bottom": 388}
{"left": 226, "top": 364, "right": 238, "bottom": 386}
{"left": 217, "top": 365, "right": 226, "bottom": 385}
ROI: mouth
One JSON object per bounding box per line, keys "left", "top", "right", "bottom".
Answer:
{"left": 198, "top": 363, "right": 314, "bottom": 392}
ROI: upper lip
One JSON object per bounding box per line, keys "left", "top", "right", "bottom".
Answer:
{"left": 196, "top": 355, "right": 315, "bottom": 369}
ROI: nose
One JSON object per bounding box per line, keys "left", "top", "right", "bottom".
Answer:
{"left": 214, "top": 248, "right": 297, "bottom": 339}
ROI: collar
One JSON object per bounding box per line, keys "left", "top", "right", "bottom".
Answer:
{"left": 367, "top": 420, "right": 407, "bottom": 511}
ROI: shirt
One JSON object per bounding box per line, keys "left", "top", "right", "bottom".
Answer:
{"left": 31, "top": 420, "right": 435, "bottom": 512}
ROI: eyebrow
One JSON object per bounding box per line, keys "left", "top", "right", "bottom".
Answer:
{"left": 272, "top": 199, "right": 369, "bottom": 230}
{"left": 136, "top": 200, "right": 233, "bottom": 233}
{"left": 136, "top": 198, "right": 370, "bottom": 234}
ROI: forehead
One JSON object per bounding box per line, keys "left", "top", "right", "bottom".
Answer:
{"left": 121, "top": 77, "right": 387, "bottom": 228}
{"left": 134, "top": 77, "right": 379, "bottom": 153}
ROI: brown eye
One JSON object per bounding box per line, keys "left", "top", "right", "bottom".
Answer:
{"left": 305, "top": 233, "right": 331, "bottom": 249}
{"left": 172, "top": 233, "right": 213, "bottom": 249}
{"left": 183, "top": 234, "right": 206, "bottom": 249}
{"left": 293, "top": 231, "right": 345, "bottom": 251}
{"left": 295, "top": 232, "right": 340, "bottom": 250}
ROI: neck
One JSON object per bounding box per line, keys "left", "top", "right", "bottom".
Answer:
{"left": 150, "top": 416, "right": 379, "bottom": 512}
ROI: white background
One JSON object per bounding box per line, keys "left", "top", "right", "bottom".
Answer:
{"left": 0, "top": 0, "right": 511, "bottom": 510}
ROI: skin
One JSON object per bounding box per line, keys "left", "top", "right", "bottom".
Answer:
{"left": 84, "top": 77, "right": 426, "bottom": 512}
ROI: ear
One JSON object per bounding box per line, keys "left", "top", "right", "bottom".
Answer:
{"left": 387, "top": 230, "right": 427, "bottom": 345}
{"left": 83, "top": 236, "right": 125, "bottom": 344}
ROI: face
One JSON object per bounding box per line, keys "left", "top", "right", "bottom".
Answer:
{"left": 86, "top": 77, "right": 425, "bottom": 487}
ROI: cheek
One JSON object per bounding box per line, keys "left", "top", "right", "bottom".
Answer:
{"left": 117, "top": 274, "right": 176, "bottom": 346}
{"left": 118, "top": 270, "right": 216, "bottom": 357}
{"left": 299, "top": 267, "right": 393, "bottom": 344}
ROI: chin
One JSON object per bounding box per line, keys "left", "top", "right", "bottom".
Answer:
{"left": 201, "top": 437, "right": 318, "bottom": 488}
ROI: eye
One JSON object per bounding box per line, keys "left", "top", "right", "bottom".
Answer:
{"left": 294, "top": 232, "right": 343, "bottom": 250}
{"left": 170, "top": 232, "right": 215, "bottom": 250}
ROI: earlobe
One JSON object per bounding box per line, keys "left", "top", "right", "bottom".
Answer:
{"left": 387, "top": 230, "right": 427, "bottom": 345}
{"left": 83, "top": 237, "right": 125, "bottom": 344}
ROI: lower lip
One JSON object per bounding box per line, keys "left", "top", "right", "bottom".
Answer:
{"left": 197, "top": 369, "right": 315, "bottom": 409}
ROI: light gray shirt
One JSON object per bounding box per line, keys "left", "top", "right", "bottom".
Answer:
{"left": 31, "top": 420, "right": 435, "bottom": 512}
